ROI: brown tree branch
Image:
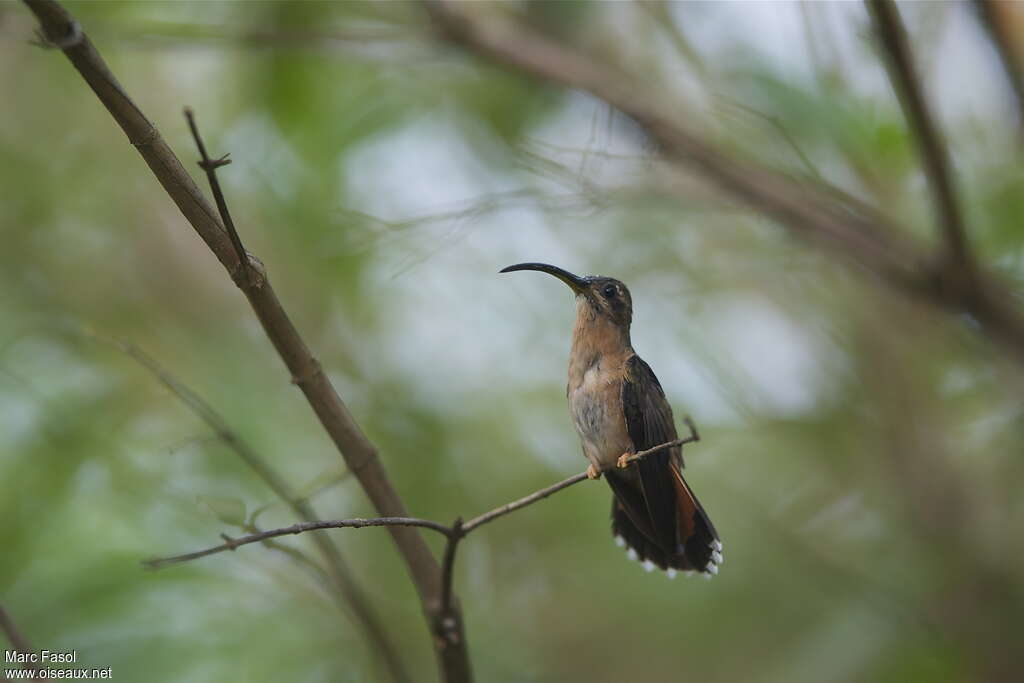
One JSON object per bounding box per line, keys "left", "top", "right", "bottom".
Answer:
{"left": 147, "top": 427, "right": 701, "bottom": 588}
{"left": 423, "top": 0, "right": 1024, "bottom": 365}
{"left": 95, "top": 335, "right": 409, "bottom": 683}
{"left": 462, "top": 417, "right": 699, "bottom": 534}
{"left": 464, "top": 472, "right": 591, "bottom": 535}
{"left": 866, "top": 0, "right": 973, "bottom": 275}
{"left": 143, "top": 423, "right": 700, "bottom": 671}
{"left": 144, "top": 517, "right": 455, "bottom": 569}
{"left": 19, "top": 1, "right": 470, "bottom": 680}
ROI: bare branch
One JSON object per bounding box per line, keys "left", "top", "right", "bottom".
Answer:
{"left": 462, "top": 472, "right": 590, "bottom": 535}
{"left": 146, "top": 428, "right": 700, "bottom": 602}
{"left": 462, "top": 422, "right": 699, "bottom": 534}
{"left": 144, "top": 517, "right": 454, "bottom": 569}
{"left": 622, "top": 416, "right": 700, "bottom": 466}
{"left": 866, "top": 0, "right": 973, "bottom": 273}
{"left": 18, "top": 2, "right": 471, "bottom": 679}
{"left": 147, "top": 426, "right": 702, "bottom": 565}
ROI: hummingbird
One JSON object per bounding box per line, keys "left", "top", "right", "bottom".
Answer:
{"left": 501, "top": 263, "right": 722, "bottom": 577}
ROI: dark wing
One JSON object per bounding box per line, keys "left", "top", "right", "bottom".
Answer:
{"left": 618, "top": 354, "right": 680, "bottom": 554}
{"left": 607, "top": 354, "right": 723, "bottom": 574}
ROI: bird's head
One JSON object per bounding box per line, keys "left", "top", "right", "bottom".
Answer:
{"left": 500, "top": 262, "right": 633, "bottom": 328}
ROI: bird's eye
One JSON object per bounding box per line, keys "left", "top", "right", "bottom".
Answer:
{"left": 602, "top": 284, "right": 617, "bottom": 298}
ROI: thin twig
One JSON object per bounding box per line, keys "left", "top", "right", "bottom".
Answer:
{"left": 0, "top": 605, "right": 40, "bottom": 672}
{"left": 715, "top": 98, "right": 823, "bottom": 181}
{"left": 462, "top": 472, "right": 590, "bottom": 534}
{"left": 866, "top": 0, "right": 972, "bottom": 275}
{"left": 184, "top": 107, "right": 252, "bottom": 287}
{"left": 622, "top": 416, "right": 699, "bottom": 465}
{"left": 458, "top": 427, "right": 693, "bottom": 534}
{"left": 463, "top": 420, "right": 699, "bottom": 534}
{"left": 144, "top": 427, "right": 701, "bottom": 663}
{"left": 147, "top": 427, "right": 700, "bottom": 574}
{"left": 145, "top": 517, "right": 454, "bottom": 569}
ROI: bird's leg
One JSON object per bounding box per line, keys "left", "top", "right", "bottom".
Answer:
{"left": 616, "top": 451, "right": 635, "bottom": 469}
{"left": 586, "top": 463, "right": 602, "bottom": 480}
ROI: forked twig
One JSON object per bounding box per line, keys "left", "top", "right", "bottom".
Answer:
{"left": 183, "top": 107, "right": 252, "bottom": 287}
{"left": 148, "top": 421, "right": 702, "bottom": 578}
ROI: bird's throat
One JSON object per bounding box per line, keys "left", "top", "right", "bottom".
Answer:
{"left": 568, "top": 297, "right": 632, "bottom": 382}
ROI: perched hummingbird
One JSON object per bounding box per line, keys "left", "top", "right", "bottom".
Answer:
{"left": 501, "top": 263, "right": 722, "bottom": 577}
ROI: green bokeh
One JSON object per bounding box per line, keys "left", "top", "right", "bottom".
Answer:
{"left": 3, "top": 2, "right": 1022, "bottom": 682}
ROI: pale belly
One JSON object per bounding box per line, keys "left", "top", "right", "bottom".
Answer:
{"left": 568, "top": 364, "right": 633, "bottom": 471}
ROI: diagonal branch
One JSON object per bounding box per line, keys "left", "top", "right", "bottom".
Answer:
{"left": 184, "top": 107, "right": 252, "bottom": 287}
{"left": 866, "top": 0, "right": 973, "bottom": 275}
{"left": 463, "top": 416, "right": 699, "bottom": 533}
{"left": 143, "top": 423, "right": 703, "bottom": 671}
{"left": 424, "top": 0, "right": 1024, "bottom": 365}
{"left": 147, "top": 427, "right": 702, "bottom": 589}
{"left": 19, "top": 1, "right": 470, "bottom": 680}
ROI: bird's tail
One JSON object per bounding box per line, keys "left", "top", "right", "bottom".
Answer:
{"left": 610, "top": 465, "right": 722, "bottom": 578}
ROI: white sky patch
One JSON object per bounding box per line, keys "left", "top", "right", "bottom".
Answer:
{"left": 342, "top": 114, "right": 584, "bottom": 412}
{"left": 0, "top": 391, "right": 41, "bottom": 449}
{"left": 679, "top": 1, "right": 819, "bottom": 84}
{"left": 704, "top": 297, "right": 835, "bottom": 418}
{"left": 345, "top": 113, "right": 515, "bottom": 224}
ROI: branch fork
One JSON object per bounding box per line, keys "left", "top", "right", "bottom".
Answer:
{"left": 146, "top": 425, "right": 703, "bottom": 571}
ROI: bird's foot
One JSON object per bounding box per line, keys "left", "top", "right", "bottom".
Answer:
{"left": 616, "top": 452, "right": 634, "bottom": 469}
{"left": 586, "top": 463, "right": 602, "bottom": 480}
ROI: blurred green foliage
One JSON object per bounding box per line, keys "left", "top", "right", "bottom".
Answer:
{"left": 3, "top": 2, "right": 1023, "bottom": 682}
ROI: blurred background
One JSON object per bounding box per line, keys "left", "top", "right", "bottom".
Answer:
{"left": 3, "top": 1, "right": 1023, "bottom": 681}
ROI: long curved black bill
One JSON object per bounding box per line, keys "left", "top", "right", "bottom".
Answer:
{"left": 500, "top": 262, "right": 588, "bottom": 293}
